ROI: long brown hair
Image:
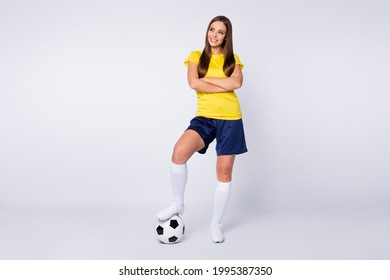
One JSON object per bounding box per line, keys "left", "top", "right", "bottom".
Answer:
{"left": 198, "top": 15, "right": 236, "bottom": 78}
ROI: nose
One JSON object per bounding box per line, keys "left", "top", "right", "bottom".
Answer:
{"left": 210, "top": 30, "right": 217, "bottom": 38}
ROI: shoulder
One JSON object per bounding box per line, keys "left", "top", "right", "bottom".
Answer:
{"left": 184, "top": 50, "right": 202, "bottom": 67}
{"left": 191, "top": 50, "right": 202, "bottom": 56}
{"left": 233, "top": 53, "right": 244, "bottom": 69}
{"left": 189, "top": 50, "right": 202, "bottom": 60}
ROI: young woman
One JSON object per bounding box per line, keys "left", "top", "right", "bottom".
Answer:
{"left": 156, "top": 15, "right": 247, "bottom": 243}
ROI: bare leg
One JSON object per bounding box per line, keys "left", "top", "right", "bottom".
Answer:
{"left": 216, "top": 155, "right": 235, "bottom": 182}
{"left": 172, "top": 129, "right": 205, "bottom": 164}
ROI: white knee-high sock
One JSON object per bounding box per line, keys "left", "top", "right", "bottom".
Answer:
{"left": 211, "top": 181, "right": 232, "bottom": 225}
{"left": 171, "top": 162, "right": 187, "bottom": 205}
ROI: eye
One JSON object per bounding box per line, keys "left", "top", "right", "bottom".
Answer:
{"left": 209, "top": 27, "right": 214, "bottom": 31}
{"left": 218, "top": 31, "right": 225, "bottom": 35}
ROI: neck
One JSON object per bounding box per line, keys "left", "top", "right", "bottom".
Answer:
{"left": 211, "top": 47, "right": 223, "bottom": 55}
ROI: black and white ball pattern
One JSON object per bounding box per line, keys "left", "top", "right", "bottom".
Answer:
{"left": 155, "top": 215, "right": 185, "bottom": 244}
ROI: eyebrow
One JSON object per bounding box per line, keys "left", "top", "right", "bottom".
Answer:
{"left": 210, "top": 26, "right": 226, "bottom": 33}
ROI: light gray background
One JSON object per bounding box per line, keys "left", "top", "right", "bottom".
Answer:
{"left": 1, "top": 0, "right": 389, "bottom": 259}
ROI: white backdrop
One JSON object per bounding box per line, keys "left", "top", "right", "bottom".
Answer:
{"left": 1, "top": 0, "right": 390, "bottom": 228}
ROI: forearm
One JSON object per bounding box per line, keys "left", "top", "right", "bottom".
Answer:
{"left": 201, "top": 77, "right": 242, "bottom": 91}
{"left": 189, "top": 78, "right": 227, "bottom": 93}
{"left": 186, "top": 61, "right": 241, "bottom": 93}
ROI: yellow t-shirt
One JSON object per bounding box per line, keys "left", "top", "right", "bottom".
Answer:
{"left": 184, "top": 50, "right": 244, "bottom": 120}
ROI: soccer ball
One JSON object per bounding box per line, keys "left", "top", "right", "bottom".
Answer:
{"left": 155, "top": 215, "right": 185, "bottom": 244}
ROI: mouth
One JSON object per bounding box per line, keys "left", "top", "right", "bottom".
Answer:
{"left": 209, "top": 37, "right": 219, "bottom": 44}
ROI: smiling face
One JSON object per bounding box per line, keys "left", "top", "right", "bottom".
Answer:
{"left": 207, "top": 21, "right": 227, "bottom": 52}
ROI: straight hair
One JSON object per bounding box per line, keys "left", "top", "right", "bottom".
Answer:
{"left": 198, "top": 15, "right": 236, "bottom": 78}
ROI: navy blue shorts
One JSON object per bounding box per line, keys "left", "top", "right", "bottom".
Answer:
{"left": 186, "top": 116, "right": 248, "bottom": 156}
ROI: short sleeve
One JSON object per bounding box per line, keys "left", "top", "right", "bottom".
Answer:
{"left": 234, "top": 54, "right": 244, "bottom": 70}
{"left": 184, "top": 50, "right": 202, "bottom": 67}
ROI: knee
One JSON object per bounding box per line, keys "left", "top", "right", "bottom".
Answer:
{"left": 172, "top": 143, "right": 189, "bottom": 164}
{"left": 217, "top": 167, "right": 232, "bottom": 182}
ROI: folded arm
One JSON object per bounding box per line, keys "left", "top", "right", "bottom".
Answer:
{"left": 201, "top": 64, "right": 243, "bottom": 91}
{"left": 187, "top": 61, "right": 226, "bottom": 92}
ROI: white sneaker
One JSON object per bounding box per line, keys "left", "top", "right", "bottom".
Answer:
{"left": 210, "top": 224, "right": 225, "bottom": 243}
{"left": 156, "top": 202, "right": 184, "bottom": 221}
